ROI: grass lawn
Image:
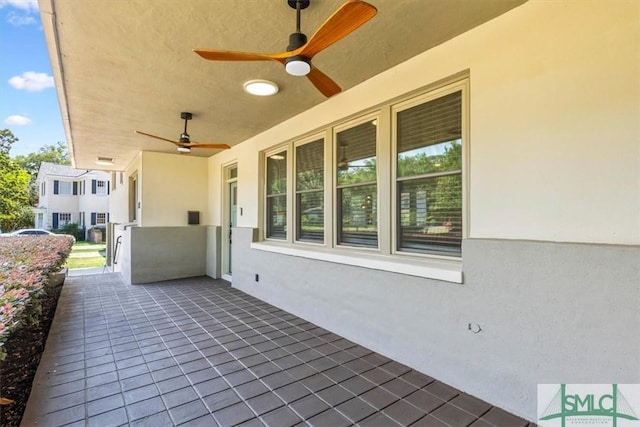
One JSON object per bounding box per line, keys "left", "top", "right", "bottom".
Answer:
{"left": 66, "top": 241, "right": 106, "bottom": 269}
{"left": 67, "top": 256, "right": 105, "bottom": 269}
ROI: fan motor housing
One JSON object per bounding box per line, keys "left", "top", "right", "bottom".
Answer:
{"left": 287, "top": 0, "right": 310, "bottom": 10}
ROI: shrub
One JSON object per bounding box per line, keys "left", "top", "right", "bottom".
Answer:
{"left": 0, "top": 235, "right": 73, "bottom": 360}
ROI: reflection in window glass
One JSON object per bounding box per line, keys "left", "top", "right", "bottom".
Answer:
{"left": 296, "top": 139, "right": 324, "bottom": 242}
{"left": 397, "top": 90, "right": 462, "bottom": 255}
{"left": 336, "top": 121, "right": 378, "bottom": 247}
{"left": 266, "top": 151, "right": 287, "bottom": 239}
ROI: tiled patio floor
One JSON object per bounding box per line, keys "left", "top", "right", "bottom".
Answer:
{"left": 21, "top": 274, "right": 534, "bottom": 427}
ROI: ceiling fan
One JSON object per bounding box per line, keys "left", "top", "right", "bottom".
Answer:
{"left": 193, "top": 0, "right": 377, "bottom": 97}
{"left": 135, "top": 112, "right": 230, "bottom": 153}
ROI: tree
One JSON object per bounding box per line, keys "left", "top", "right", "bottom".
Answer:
{"left": 0, "top": 153, "right": 32, "bottom": 232}
{"left": 0, "top": 129, "right": 18, "bottom": 155}
{"left": 13, "top": 141, "right": 71, "bottom": 206}
{"left": 14, "top": 141, "right": 70, "bottom": 177}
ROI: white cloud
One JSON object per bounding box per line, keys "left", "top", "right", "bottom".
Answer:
{"left": 7, "top": 11, "right": 35, "bottom": 26}
{"left": 8, "top": 71, "right": 54, "bottom": 92}
{"left": 0, "top": 0, "right": 39, "bottom": 13}
{"left": 4, "top": 115, "right": 32, "bottom": 126}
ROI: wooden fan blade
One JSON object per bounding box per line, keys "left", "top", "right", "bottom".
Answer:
{"left": 135, "top": 130, "right": 179, "bottom": 145}
{"left": 193, "top": 48, "right": 290, "bottom": 63}
{"left": 307, "top": 67, "right": 341, "bottom": 97}
{"left": 300, "top": 0, "right": 377, "bottom": 59}
{"left": 182, "top": 142, "right": 231, "bottom": 150}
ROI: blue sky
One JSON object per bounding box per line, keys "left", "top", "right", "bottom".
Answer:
{"left": 0, "top": 0, "right": 65, "bottom": 157}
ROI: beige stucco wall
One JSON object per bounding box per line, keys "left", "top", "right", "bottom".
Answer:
{"left": 140, "top": 151, "right": 208, "bottom": 227}
{"left": 208, "top": 0, "right": 639, "bottom": 246}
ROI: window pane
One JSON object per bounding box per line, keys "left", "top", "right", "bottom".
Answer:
{"left": 59, "top": 181, "right": 72, "bottom": 195}
{"left": 337, "top": 121, "right": 377, "bottom": 186}
{"left": 296, "top": 139, "right": 324, "bottom": 242}
{"left": 398, "top": 175, "right": 462, "bottom": 254}
{"left": 338, "top": 184, "right": 377, "bottom": 247}
{"left": 297, "top": 191, "right": 323, "bottom": 242}
{"left": 267, "top": 151, "right": 287, "bottom": 195}
{"left": 397, "top": 91, "right": 462, "bottom": 177}
{"left": 296, "top": 139, "right": 323, "bottom": 191}
{"left": 267, "top": 195, "right": 287, "bottom": 239}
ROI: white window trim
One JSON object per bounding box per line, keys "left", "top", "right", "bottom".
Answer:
{"left": 256, "top": 77, "right": 468, "bottom": 284}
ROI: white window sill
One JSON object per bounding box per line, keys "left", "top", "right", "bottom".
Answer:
{"left": 250, "top": 241, "right": 463, "bottom": 284}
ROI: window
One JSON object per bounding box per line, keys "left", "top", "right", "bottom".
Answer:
{"left": 59, "top": 213, "right": 71, "bottom": 227}
{"left": 96, "top": 180, "right": 107, "bottom": 195}
{"left": 296, "top": 139, "right": 324, "bottom": 243}
{"left": 336, "top": 120, "right": 378, "bottom": 247}
{"left": 129, "top": 174, "right": 138, "bottom": 222}
{"left": 58, "top": 181, "right": 72, "bottom": 195}
{"left": 96, "top": 213, "right": 107, "bottom": 224}
{"left": 260, "top": 78, "right": 467, "bottom": 264}
{"left": 395, "top": 90, "right": 463, "bottom": 255}
{"left": 266, "top": 151, "right": 287, "bottom": 239}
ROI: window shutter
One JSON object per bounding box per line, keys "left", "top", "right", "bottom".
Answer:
{"left": 91, "top": 212, "right": 96, "bottom": 225}
{"left": 54, "top": 180, "right": 59, "bottom": 194}
{"left": 107, "top": 213, "right": 110, "bottom": 223}
{"left": 73, "top": 182, "right": 78, "bottom": 195}
{"left": 107, "top": 181, "right": 110, "bottom": 195}
{"left": 92, "top": 180, "right": 97, "bottom": 194}
{"left": 52, "top": 213, "right": 59, "bottom": 229}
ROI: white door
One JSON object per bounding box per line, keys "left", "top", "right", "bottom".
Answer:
{"left": 223, "top": 166, "right": 238, "bottom": 278}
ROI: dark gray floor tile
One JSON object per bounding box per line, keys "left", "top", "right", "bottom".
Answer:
{"left": 194, "top": 376, "right": 229, "bottom": 397}
{"left": 274, "top": 382, "right": 312, "bottom": 404}
{"left": 450, "top": 393, "right": 492, "bottom": 417}
{"left": 49, "top": 378, "right": 86, "bottom": 397}
{"left": 306, "top": 408, "right": 353, "bottom": 427}
{"left": 262, "top": 371, "right": 296, "bottom": 390}
{"left": 42, "top": 404, "right": 85, "bottom": 426}
{"left": 341, "top": 376, "right": 377, "bottom": 395}
{"left": 203, "top": 388, "right": 242, "bottom": 412}
{"left": 379, "top": 360, "right": 412, "bottom": 377}
{"left": 260, "top": 406, "right": 303, "bottom": 427}
{"left": 423, "top": 381, "right": 460, "bottom": 401}
{"left": 86, "top": 381, "right": 121, "bottom": 402}
{"left": 430, "top": 402, "right": 478, "bottom": 426}
{"left": 169, "top": 399, "right": 210, "bottom": 424}
{"left": 126, "top": 396, "right": 167, "bottom": 421}
{"left": 360, "top": 387, "right": 399, "bottom": 410}
{"left": 317, "top": 384, "right": 355, "bottom": 407}
{"left": 225, "top": 368, "right": 257, "bottom": 386}
{"left": 481, "top": 407, "right": 530, "bottom": 427}
{"left": 87, "top": 407, "right": 128, "bottom": 427}
{"left": 383, "top": 399, "right": 428, "bottom": 425}
{"left": 411, "top": 414, "right": 450, "bottom": 426}
{"left": 212, "top": 401, "right": 255, "bottom": 427}
{"left": 124, "top": 383, "right": 160, "bottom": 405}
{"left": 324, "top": 365, "right": 357, "bottom": 383}
{"left": 468, "top": 419, "right": 496, "bottom": 427}
{"left": 361, "top": 367, "right": 395, "bottom": 386}
{"left": 250, "top": 361, "right": 281, "bottom": 378}
{"left": 44, "top": 390, "right": 85, "bottom": 413}
{"left": 156, "top": 375, "right": 191, "bottom": 394}
{"left": 402, "top": 371, "right": 435, "bottom": 388}
{"left": 120, "top": 372, "right": 154, "bottom": 391}
{"left": 405, "top": 389, "right": 447, "bottom": 413}
{"left": 358, "top": 412, "right": 402, "bottom": 426}
{"left": 246, "top": 392, "right": 285, "bottom": 415}
{"left": 162, "top": 386, "right": 199, "bottom": 409}
{"left": 290, "top": 394, "right": 331, "bottom": 419}
{"left": 336, "top": 397, "right": 377, "bottom": 423}
{"left": 86, "top": 392, "right": 124, "bottom": 417}
{"left": 235, "top": 380, "right": 271, "bottom": 400}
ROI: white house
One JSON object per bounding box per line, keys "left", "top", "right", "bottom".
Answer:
{"left": 34, "top": 162, "right": 110, "bottom": 238}
{"left": 40, "top": 0, "right": 639, "bottom": 421}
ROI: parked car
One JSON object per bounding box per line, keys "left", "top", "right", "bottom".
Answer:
{"left": 0, "top": 229, "right": 75, "bottom": 242}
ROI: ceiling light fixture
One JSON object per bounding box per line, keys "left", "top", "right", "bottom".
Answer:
{"left": 243, "top": 79, "right": 279, "bottom": 96}
{"left": 95, "top": 157, "right": 114, "bottom": 166}
{"left": 177, "top": 146, "right": 191, "bottom": 153}
{"left": 284, "top": 55, "right": 311, "bottom": 76}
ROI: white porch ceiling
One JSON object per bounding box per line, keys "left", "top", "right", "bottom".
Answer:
{"left": 39, "top": 0, "right": 526, "bottom": 170}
